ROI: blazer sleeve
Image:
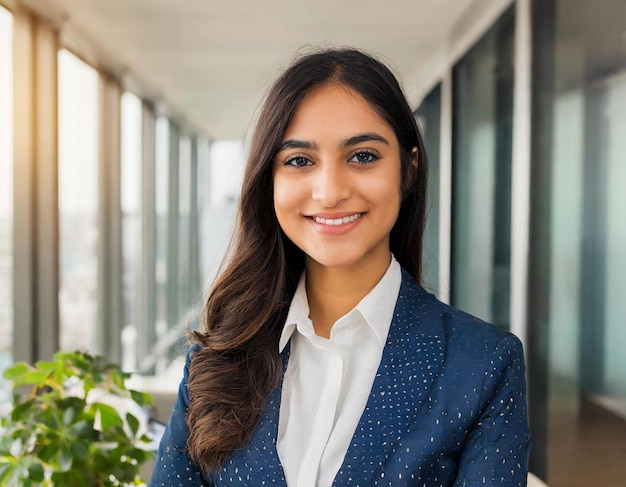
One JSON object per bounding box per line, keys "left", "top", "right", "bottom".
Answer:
{"left": 453, "top": 334, "right": 531, "bottom": 486}
{"left": 148, "top": 345, "right": 211, "bottom": 487}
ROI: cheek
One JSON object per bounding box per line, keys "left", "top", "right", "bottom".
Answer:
{"left": 376, "top": 173, "right": 403, "bottom": 228}
{"left": 272, "top": 175, "right": 301, "bottom": 222}
{"left": 364, "top": 170, "right": 402, "bottom": 210}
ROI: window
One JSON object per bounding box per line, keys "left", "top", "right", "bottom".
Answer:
{"left": 451, "top": 7, "right": 515, "bottom": 329}
{"left": 415, "top": 84, "right": 441, "bottom": 295}
{"left": 530, "top": 1, "right": 626, "bottom": 483}
{"left": 0, "top": 6, "right": 13, "bottom": 403}
{"left": 154, "top": 116, "right": 170, "bottom": 345}
{"left": 178, "top": 135, "right": 192, "bottom": 312}
{"left": 120, "top": 92, "right": 142, "bottom": 371}
{"left": 58, "top": 49, "right": 99, "bottom": 351}
{"left": 199, "top": 140, "right": 244, "bottom": 288}
{"left": 196, "top": 138, "right": 212, "bottom": 288}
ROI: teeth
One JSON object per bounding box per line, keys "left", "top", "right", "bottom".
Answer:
{"left": 312, "top": 213, "right": 362, "bottom": 226}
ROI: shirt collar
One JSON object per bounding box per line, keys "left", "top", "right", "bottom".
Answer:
{"left": 279, "top": 255, "right": 402, "bottom": 351}
{"left": 279, "top": 273, "right": 310, "bottom": 351}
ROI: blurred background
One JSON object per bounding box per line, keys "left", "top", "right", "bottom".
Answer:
{"left": 0, "top": 0, "right": 625, "bottom": 485}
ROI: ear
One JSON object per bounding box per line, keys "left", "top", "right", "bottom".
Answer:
{"left": 410, "top": 147, "right": 419, "bottom": 169}
{"left": 402, "top": 147, "right": 419, "bottom": 195}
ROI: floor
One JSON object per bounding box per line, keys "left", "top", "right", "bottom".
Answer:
{"left": 529, "top": 472, "right": 549, "bottom": 487}
{"left": 548, "top": 399, "right": 626, "bottom": 487}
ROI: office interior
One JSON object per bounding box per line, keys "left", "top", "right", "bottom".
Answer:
{"left": 0, "top": 0, "right": 625, "bottom": 485}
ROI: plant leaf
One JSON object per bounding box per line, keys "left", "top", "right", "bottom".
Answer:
{"left": 62, "top": 406, "right": 77, "bottom": 426}
{"left": 96, "top": 403, "right": 123, "bottom": 430}
{"left": 129, "top": 390, "right": 153, "bottom": 407}
{"left": 37, "top": 442, "right": 59, "bottom": 463}
{"left": 68, "top": 420, "right": 96, "bottom": 440}
{"left": 126, "top": 413, "right": 140, "bottom": 436}
{"left": 34, "top": 360, "right": 55, "bottom": 373}
{"left": 11, "top": 370, "right": 47, "bottom": 388}
{"left": 2, "top": 362, "right": 31, "bottom": 381}
{"left": 70, "top": 441, "right": 88, "bottom": 463}
{"left": 59, "top": 444, "right": 73, "bottom": 471}
{"left": 0, "top": 455, "right": 30, "bottom": 487}
{"left": 10, "top": 399, "right": 36, "bottom": 422}
{"left": 27, "top": 460, "right": 44, "bottom": 482}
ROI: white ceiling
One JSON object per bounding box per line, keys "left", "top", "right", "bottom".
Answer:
{"left": 23, "top": 0, "right": 485, "bottom": 139}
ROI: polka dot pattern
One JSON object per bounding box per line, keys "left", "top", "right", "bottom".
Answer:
{"left": 149, "top": 269, "right": 530, "bottom": 486}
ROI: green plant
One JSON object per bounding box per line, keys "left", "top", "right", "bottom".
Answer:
{"left": 0, "top": 351, "right": 155, "bottom": 487}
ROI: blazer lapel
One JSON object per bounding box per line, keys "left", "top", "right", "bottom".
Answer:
{"left": 222, "top": 272, "right": 446, "bottom": 486}
{"left": 333, "top": 270, "right": 447, "bottom": 485}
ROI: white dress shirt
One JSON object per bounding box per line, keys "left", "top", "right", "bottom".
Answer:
{"left": 276, "top": 256, "right": 402, "bottom": 487}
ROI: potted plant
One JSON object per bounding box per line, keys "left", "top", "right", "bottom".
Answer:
{"left": 0, "top": 350, "right": 155, "bottom": 486}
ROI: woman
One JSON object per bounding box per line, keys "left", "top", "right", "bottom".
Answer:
{"left": 149, "top": 48, "right": 530, "bottom": 487}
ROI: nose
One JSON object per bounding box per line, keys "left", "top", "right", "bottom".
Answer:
{"left": 311, "top": 161, "right": 351, "bottom": 207}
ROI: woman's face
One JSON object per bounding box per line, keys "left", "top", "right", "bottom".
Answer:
{"left": 273, "top": 83, "right": 402, "bottom": 271}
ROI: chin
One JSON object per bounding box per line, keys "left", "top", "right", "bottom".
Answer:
{"left": 305, "top": 249, "right": 377, "bottom": 271}
{"left": 311, "top": 258, "right": 361, "bottom": 269}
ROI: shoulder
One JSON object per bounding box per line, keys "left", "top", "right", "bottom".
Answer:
{"left": 178, "top": 343, "right": 204, "bottom": 389}
{"left": 397, "top": 268, "right": 524, "bottom": 364}
{"left": 187, "top": 342, "right": 203, "bottom": 358}
{"left": 442, "top": 302, "right": 522, "bottom": 361}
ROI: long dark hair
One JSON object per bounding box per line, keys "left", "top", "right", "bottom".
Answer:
{"left": 186, "top": 48, "right": 429, "bottom": 471}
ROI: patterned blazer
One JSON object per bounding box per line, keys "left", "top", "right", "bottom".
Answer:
{"left": 149, "top": 269, "right": 530, "bottom": 486}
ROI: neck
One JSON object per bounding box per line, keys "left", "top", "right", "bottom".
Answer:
{"left": 305, "top": 252, "right": 392, "bottom": 338}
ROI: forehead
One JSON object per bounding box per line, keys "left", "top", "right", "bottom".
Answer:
{"left": 283, "top": 83, "right": 395, "bottom": 141}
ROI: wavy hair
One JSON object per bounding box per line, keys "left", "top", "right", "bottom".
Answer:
{"left": 186, "top": 48, "right": 429, "bottom": 471}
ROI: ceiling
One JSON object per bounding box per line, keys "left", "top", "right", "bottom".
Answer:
{"left": 22, "top": 0, "right": 484, "bottom": 139}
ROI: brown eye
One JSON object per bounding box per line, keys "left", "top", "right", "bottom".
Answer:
{"left": 284, "top": 156, "right": 312, "bottom": 167}
{"left": 349, "top": 151, "right": 379, "bottom": 164}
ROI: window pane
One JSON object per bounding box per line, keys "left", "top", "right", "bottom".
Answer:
{"left": 579, "top": 78, "right": 626, "bottom": 398}
{"left": 451, "top": 7, "right": 514, "bottom": 329}
{"left": 415, "top": 84, "right": 441, "bottom": 296}
{"left": 58, "top": 50, "right": 99, "bottom": 351}
{"left": 120, "top": 92, "right": 142, "bottom": 371}
{"left": 178, "top": 136, "right": 191, "bottom": 312}
{"left": 602, "top": 74, "right": 626, "bottom": 399}
{"left": 154, "top": 116, "right": 169, "bottom": 343}
{"left": 197, "top": 138, "right": 212, "bottom": 287}
{"left": 0, "top": 7, "right": 13, "bottom": 403}
{"left": 199, "top": 140, "right": 243, "bottom": 289}
{"left": 530, "top": 1, "right": 626, "bottom": 484}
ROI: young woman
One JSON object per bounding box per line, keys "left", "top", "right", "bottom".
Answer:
{"left": 149, "top": 48, "right": 530, "bottom": 487}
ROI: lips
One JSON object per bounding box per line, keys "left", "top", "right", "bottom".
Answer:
{"left": 310, "top": 212, "right": 364, "bottom": 226}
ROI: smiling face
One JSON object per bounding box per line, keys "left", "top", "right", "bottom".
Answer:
{"left": 272, "top": 83, "right": 403, "bottom": 273}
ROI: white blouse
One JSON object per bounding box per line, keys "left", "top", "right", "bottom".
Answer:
{"left": 276, "top": 257, "right": 402, "bottom": 487}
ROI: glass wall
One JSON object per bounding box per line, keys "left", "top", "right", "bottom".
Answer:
{"left": 58, "top": 49, "right": 99, "bottom": 352}
{"left": 415, "top": 84, "right": 441, "bottom": 295}
{"left": 154, "top": 116, "right": 170, "bottom": 346}
{"left": 0, "top": 6, "right": 13, "bottom": 404}
{"left": 199, "top": 140, "right": 244, "bottom": 290}
{"left": 120, "top": 92, "right": 143, "bottom": 371}
{"left": 0, "top": 6, "right": 219, "bottom": 384}
{"left": 451, "top": 7, "right": 514, "bottom": 329}
{"left": 178, "top": 136, "right": 192, "bottom": 312}
{"left": 196, "top": 137, "right": 212, "bottom": 289}
{"left": 530, "top": 1, "right": 626, "bottom": 485}
{"left": 579, "top": 74, "right": 626, "bottom": 398}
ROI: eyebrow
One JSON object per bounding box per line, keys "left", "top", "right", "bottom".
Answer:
{"left": 278, "top": 139, "right": 318, "bottom": 151}
{"left": 278, "top": 132, "right": 389, "bottom": 152}
{"left": 340, "top": 133, "right": 390, "bottom": 147}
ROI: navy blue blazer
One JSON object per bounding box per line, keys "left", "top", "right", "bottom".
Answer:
{"left": 149, "top": 270, "right": 530, "bottom": 486}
